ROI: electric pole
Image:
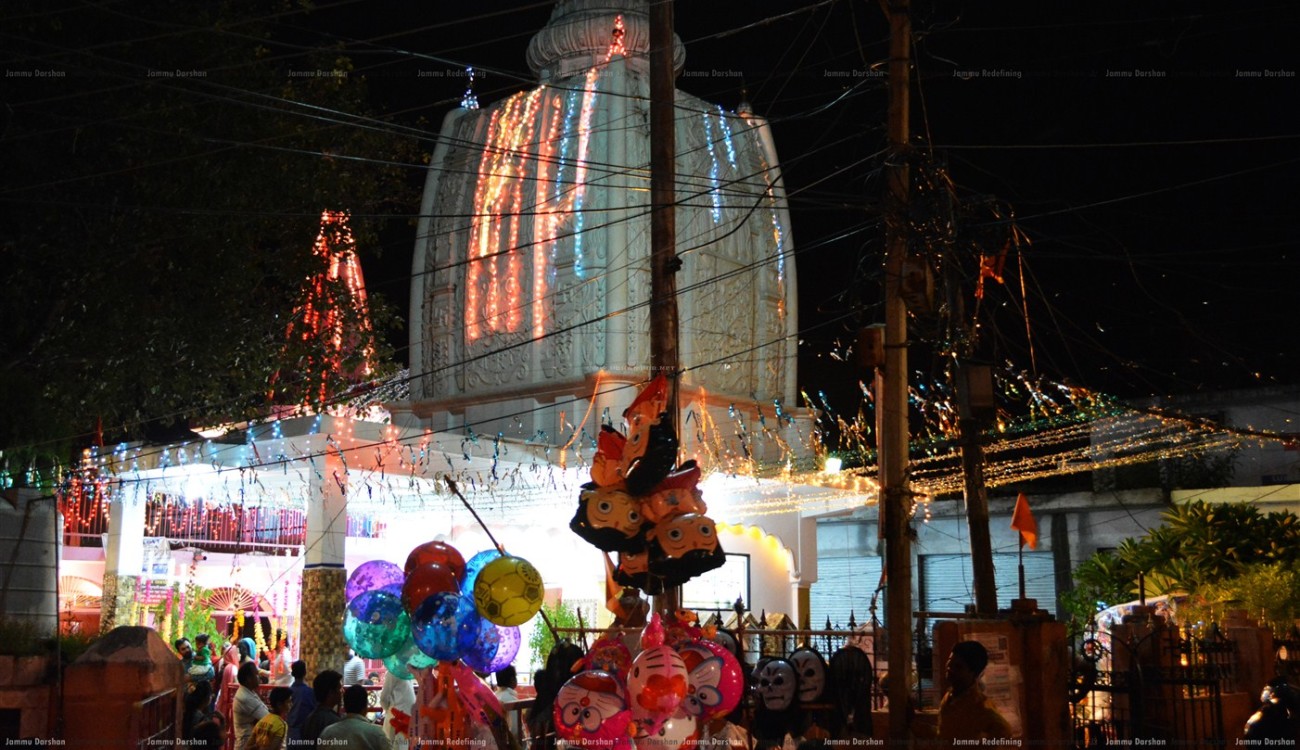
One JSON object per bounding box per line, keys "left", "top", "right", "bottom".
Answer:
{"left": 649, "top": 0, "right": 681, "bottom": 615}
{"left": 879, "top": 0, "right": 913, "bottom": 743}
{"left": 957, "top": 362, "right": 998, "bottom": 614}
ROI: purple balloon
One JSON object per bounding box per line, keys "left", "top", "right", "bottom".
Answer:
{"left": 346, "top": 560, "right": 406, "bottom": 604}
{"left": 485, "top": 625, "right": 521, "bottom": 672}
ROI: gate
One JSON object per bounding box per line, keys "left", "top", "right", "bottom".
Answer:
{"left": 1071, "top": 619, "right": 1231, "bottom": 747}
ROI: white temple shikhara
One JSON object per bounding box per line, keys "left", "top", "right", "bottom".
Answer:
{"left": 406, "top": 0, "right": 805, "bottom": 465}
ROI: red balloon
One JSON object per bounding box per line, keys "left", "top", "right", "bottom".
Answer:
{"left": 404, "top": 541, "right": 466, "bottom": 580}
{"left": 401, "top": 562, "right": 459, "bottom": 614}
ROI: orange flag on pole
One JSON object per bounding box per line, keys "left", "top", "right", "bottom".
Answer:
{"left": 1011, "top": 492, "right": 1039, "bottom": 550}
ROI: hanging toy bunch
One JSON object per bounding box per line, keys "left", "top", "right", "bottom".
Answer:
{"left": 553, "top": 612, "right": 745, "bottom": 750}
{"left": 570, "top": 375, "right": 726, "bottom": 594}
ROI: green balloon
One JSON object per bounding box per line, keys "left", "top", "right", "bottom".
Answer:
{"left": 343, "top": 590, "right": 411, "bottom": 659}
{"left": 383, "top": 637, "right": 438, "bottom": 680}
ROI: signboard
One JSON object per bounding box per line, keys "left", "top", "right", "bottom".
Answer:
{"left": 142, "top": 537, "right": 173, "bottom": 578}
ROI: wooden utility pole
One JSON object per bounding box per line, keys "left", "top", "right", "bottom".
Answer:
{"left": 649, "top": 0, "right": 681, "bottom": 615}
{"left": 957, "top": 363, "right": 998, "bottom": 614}
{"left": 878, "top": 0, "right": 913, "bottom": 744}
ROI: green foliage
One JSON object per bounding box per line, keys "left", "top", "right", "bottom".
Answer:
{"left": 1179, "top": 563, "right": 1300, "bottom": 636}
{"left": 1061, "top": 551, "right": 1138, "bottom": 636}
{"left": 0, "top": 618, "right": 46, "bottom": 656}
{"left": 527, "top": 600, "right": 581, "bottom": 670}
{"left": 0, "top": 0, "right": 419, "bottom": 473}
{"left": 56, "top": 630, "right": 98, "bottom": 664}
{"left": 1067, "top": 500, "right": 1300, "bottom": 634}
{"left": 179, "top": 585, "right": 223, "bottom": 646}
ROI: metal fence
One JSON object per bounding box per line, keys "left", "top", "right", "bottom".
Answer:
{"left": 128, "top": 688, "right": 177, "bottom": 749}
{"left": 1070, "top": 620, "right": 1232, "bottom": 747}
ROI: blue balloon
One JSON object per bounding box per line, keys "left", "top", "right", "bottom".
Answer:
{"left": 455, "top": 596, "right": 501, "bottom": 672}
{"left": 460, "top": 549, "right": 503, "bottom": 597}
{"left": 410, "top": 591, "right": 463, "bottom": 661}
{"left": 343, "top": 590, "right": 409, "bottom": 659}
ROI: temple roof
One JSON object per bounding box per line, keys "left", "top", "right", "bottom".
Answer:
{"left": 526, "top": 0, "right": 685, "bottom": 81}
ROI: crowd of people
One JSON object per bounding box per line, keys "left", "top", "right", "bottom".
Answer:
{"left": 174, "top": 630, "right": 413, "bottom": 750}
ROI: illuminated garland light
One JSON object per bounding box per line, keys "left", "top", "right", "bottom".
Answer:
{"left": 276, "top": 211, "right": 376, "bottom": 409}
{"left": 749, "top": 124, "right": 787, "bottom": 313}
{"left": 465, "top": 65, "right": 601, "bottom": 339}
{"left": 703, "top": 112, "right": 723, "bottom": 223}
{"left": 606, "top": 15, "right": 627, "bottom": 61}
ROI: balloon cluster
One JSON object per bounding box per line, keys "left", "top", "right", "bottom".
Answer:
{"left": 553, "top": 612, "right": 744, "bottom": 750}
{"left": 342, "top": 541, "right": 542, "bottom": 679}
{"left": 570, "top": 375, "right": 726, "bottom": 593}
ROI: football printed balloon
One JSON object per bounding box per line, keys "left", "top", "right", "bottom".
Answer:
{"left": 472, "top": 554, "right": 544, "bottom": 626}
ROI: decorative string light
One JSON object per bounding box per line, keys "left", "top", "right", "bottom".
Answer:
{"left": 460, "top": 67, "right": 479, "bottom": 110}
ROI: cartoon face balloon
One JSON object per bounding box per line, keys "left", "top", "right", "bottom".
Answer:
{"left": 614, "top": 549, "right": 650, "bottom": 590}
{"left": 627, "top": 644, "right": 689, "bottom": 736}
{"left": 555, "top": 670, "right": 633, "bottom": 748}
{"left": 571, "top": 483, "right": 647, "bottom": 552}
{"left": 647, "top": 514, "right": 726, "bottom": 587}
{"left": 592, "top": 425, "right": 627, "bottom": 487}
{"left": 635, "top": 711, "right": 698, "bottom": 750}
{"left": 789, "top": 647, "right": 829, "bottom": 703}
{"left": 754, "top": 658, "right": 798, "bottom": 711}
{"left": 677, "top": 640, "right": 744, "bottom": 721}
{"left": 640, "top": 461, "right": 707, "bottom": 525}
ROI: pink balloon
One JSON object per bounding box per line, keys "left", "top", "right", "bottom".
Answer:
{"left": 677, "top": 639, "right": 744, "bottom": 721}
{"left": 554, "top": 671, "right": 633, "bottom": 749}
{"left": 628, "top": 644, "right": 687, "bottom": 737}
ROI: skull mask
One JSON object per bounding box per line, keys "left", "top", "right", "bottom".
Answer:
{"left": 789, "top": 647, "right": 828, "bottom": 703}
{"left": 754, "top": 658, "right": 797, "bottom": 711}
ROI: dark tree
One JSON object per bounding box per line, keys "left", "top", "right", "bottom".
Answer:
{"left": 1, "top": 0, "right": 419, "bottom": 478}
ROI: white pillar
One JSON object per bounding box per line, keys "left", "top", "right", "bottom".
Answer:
{"left": 301, "top": 444, "right": 349, "bottom": 677}
{"left": 305, "top": 447, "right": 347, "bottom": 569}
{"left": 101, "top": 487, "right": 147, "bottom": 632}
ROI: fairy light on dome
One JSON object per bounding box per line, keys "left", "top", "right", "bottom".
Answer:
{"left": 465, "top": 61, "right": 601, "bottom": 339}
{"left": 460, "top": 67, "right": 479, "bottom": 110}
{"left": 606, "top": 15, "right": 627, "bottom": 61}
{"left": 703, "top": 112, "right": 724, "bottom": 223}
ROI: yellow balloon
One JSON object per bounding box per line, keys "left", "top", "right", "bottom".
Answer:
{"left": 472, "top": 555, "right": 543, "bottom": 626}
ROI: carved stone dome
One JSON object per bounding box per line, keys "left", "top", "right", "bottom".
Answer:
{"left": 526, "top": 0, "right": 685, "bottom": 81}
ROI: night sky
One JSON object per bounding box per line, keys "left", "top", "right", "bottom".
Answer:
{"left": 293, "top": 1, "right": 1297, "bottom": 410}
{"left": 11, "top": 1, "right": 1296, "bottom": 420}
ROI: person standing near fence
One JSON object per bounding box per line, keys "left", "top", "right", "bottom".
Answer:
{"left": 913, "top": 640, "right": 1015, "bottom": 747}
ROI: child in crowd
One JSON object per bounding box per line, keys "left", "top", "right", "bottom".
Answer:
{"left": 188, "top": 632, "right": 217, "bottom": 682}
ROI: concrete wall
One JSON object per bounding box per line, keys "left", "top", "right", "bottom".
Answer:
{"left": 0, "top": 490, "right": 58, "bottom": 636}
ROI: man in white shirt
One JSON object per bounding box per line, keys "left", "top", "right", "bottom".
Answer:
{"left": 232, "top": 662, "right": 268, "bottom": 750}
{"left": 343, "top": 648, "right": 367, "bottom": 686}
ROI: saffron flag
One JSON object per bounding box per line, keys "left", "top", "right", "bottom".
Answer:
{"left": 1011, "top": 492, "right": 1039, "bottom": 550}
